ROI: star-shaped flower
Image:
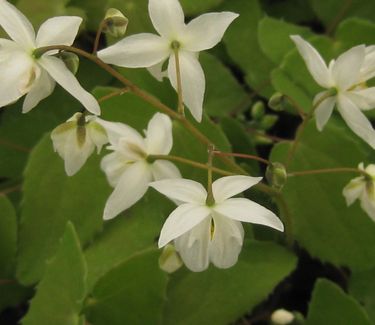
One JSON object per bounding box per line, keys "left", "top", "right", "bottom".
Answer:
{"left": 343, "top": 163, "right": 375, "bottom": 221}
{"left": 100, "top": 113, "right": 181, "bottom": 220}
{"left": 51, "top": 113, "right": 108, "bottom": 176}
{"left": 98, "top": 0, "right": 238, "bottom": 122}
{"left": 0, "top": 0, "right": 100, "bottom": 114}
{"left": 291, "top": 35, "right": 375, "bottom": 148}
{"left": 150, "top": 176, "right": 284, "bottom": 272}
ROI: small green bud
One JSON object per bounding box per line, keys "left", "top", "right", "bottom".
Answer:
{"left": 268, "top": 92, "right": 287, "bottom": 112}
{"left": 57, "top": 52, "right": 80, "bottom": 75}
{"left": 159, "top": 244, "right": 183, "bottom": 273}
{"left": 254, "top": 133, "right": 273, "bottom": 145}
{"left": 103, "top": 8, "right": 129, "bottom": 38}
{"left": 266, "top": 162, "right": 287, "bottom": 190}
{"left": 260, "top": 114, "right": 279, "bottom": 130}
{"left": 251, "top": 101, "right": 265, "bottom": 120}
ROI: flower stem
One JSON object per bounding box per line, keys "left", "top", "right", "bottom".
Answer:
{"left": 206, "top": 144, "right": 216, "bottom": 206}
{"left": 172, "top": 46, "right": 185, "bottom": 116}
{"left": 98, "top": 87, "right": 129, "bottom": 103}
{"left": 288, "top": 167, "right": 366, "bottom": 177}
{"left": 213, "top": 150, "right": 270, "bottom": 165}
{"left": 93, "top": 20, "right": 106, "bottom": 55}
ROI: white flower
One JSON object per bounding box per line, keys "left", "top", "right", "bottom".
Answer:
{"left": 150, "top": 176, "right": 284, "bottom": 272}
{"left": 98, "top": 0, "right": 238, "bottom": 122}
{"left": 343, "top": 163, "right": 375, "bottom": 221}
{"left": 0, "top": 0, "right": 100, "bottom": 114}
{"left": 291, "top": 35, "right": 375, "bottom": 149}
{"left": 100, "top": 113, "right": 181, "bottom": 220}
{"left": 51, "top": 113, "right": 108, "bottom": 176}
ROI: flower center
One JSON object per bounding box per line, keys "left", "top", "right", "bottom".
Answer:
{"left": 171, "top": 40, "right": 181, "bottom": 50}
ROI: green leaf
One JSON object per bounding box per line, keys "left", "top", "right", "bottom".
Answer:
{"left": 86, "top": 249, "right": 168, "bottom": 325}
{"left": 17, "top": 135, "right": 110, "bottom": 285}
{"left": 335, "top": 17, "right": 375, "bottom": 48}
{"left": 306, "top": 279, "right": 372, "bottom": 325}
{"left": 201, "top": 53, "right": 249, "bottom": 117}
{"left": 258, "top": 17, "right": 313, "bottom": 64}
{"left": 84, "top": 191, "right": 173, "bottom": 290}
{"left": 349, "top": 267, "right": 375, "bottom": 323}
{"left": 180, "top": 0, "right": 224, "bottom": 15}
{"left": 221, "top": 0, "right": 274, "bottom": 97}
{"left": 270, "top": 117, "right": 375, "bottom": 271}
{"left": 162, "top": 240, "right": 296, "bottom": 325}
{"left": 22, "top": 222, "right": 87, "bottom": 325}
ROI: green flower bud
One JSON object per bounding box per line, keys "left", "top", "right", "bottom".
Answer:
{"left": 266, "top": 162, "right": 287, "bottom": 190}
{"left": 251, "top": 101, "right": 265, "bottom": 120}
{"left": 268, "top": 92, "right": 287, "bottom": 112}
{"left": 103, "top": 8, "right": 129, "bottom": 38}
{"left": 159, "top": 244, "right": 183, "bottom": 273}
{"left": 260, "top": 114, "right": 279, "bottom": 130}
{"left": 57, "top": 52, "right": 80, "bottom": 75}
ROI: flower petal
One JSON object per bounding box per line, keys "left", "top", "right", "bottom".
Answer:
{"left": 183, "top": 12, "right": 238, "bottom": 52}
{"left": 149, "top": 178, "right": 207, "bottom": 204}
{"left": 361, "top": 46, "right": 375, "bottom": 81}
{"left": 214, "top": 198, "right": 284, "bottom": 231}
{"left": 174, "top": 217, "right": 211, "bottom": 272}
{"left": 147, "top": 61, "right": 168, "bottom": 81}
{"left": 337, "top": 95, "right": 375, "bottom": 149}
{"left": 145, "top": 113, "right": 173, "bottom": 154}
{"left": 103, "top": 161, "right": 152, "bottom": 220}
{"left": 168, "top": 50, "right": 205, "bottom": 122}
{"left": 212, "top": 175, "right": 262, "bottom": 203}
{"left": 38, "top": 55, "right": 100, "bottom": 115}
{"left": 100, "top": 152, "right": 129, "bottom": 187}
{"left": 36, "top": 16, "right": 82, "bottom": 48}
{"left": 342, "top": 176, "right": 365, "bottom": 206}
{"left": 151, "top": 160, "right": 181, "bottom": 181}
{"left": 22, "top": 69, "right": 55, "bottom": 113}
{"left": 158, "top": 203, "right": 210, "bottom": 247}
{"left": 290, "top": 35, "right": 332, "bottom": 88}
{"left": 347, "top": 87, "right": 375, "bottom": 110}
{"left": 0, "top": 0, "right": 35, "bottom": 48}
{"left": 209, "top": 212, "right": 244, "bottom": 269}
{"left": 148, "top": 0, "right": 185, "bottom": 38}
{"left": 313, "top": 92, "right": 335, "bottom": 131}
{"left": 98, "top": 33, "right": 169, "bottom": 68}
{"left": 332, "top": 45, "right": 365, "bottom": 90}
{"left": 360, "top": 191, "right": 375, "bottom": 222}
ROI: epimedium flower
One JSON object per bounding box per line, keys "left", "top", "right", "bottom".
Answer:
{"left": 51, "top": 113, "right": 108, "bottom": 176}
{"left": 97, "top": 0, "right": 238, "bottom": 122}
{"left": 100, "top": 113, "right": 181, "bottom": 220}
{"left": 343, "top": 163, "right": 375, "bottom": 221}
{"left": 150, "top": 176, "right": 284, "bottom": 272}
{"left": 0, "top": 0, "right": 100, "bottom": 114}
{"left": 291, "top": 35, "right": 375, "bottom": 149}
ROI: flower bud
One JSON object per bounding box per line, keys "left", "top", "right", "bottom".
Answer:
{"left": 271, "top": 309, "right": 294, "bottom": 325}
{"left": 251, "top": 101, "right": 265, "bottom": 120}
{"left": 260, "top": 114, "right": 279, "bottom": 130}
{"left": 266, "top": 162, "right": 287, "bottom": 190}
{"left": 159, "top": 244, "right": 183, "bottom": 273}
{"left": 56, "top": 52, "right": 80, "bottom": 75}
{"left": 103, "top": 8, "right": 129, "bottom": 38}
{"left": 268, "top": 92, "right": 287, "bottom": 112}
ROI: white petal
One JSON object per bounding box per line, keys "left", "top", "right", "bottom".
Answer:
{"left": 22, "top": 69, "right": 55, "bottom": 113}
{"left": 183, "top": 12, "right": 238, "bottom": 52}
{"left": 87, "top": 120, "right": 108, "bottom": 152}
{"left": 168, "top": 51, "right": 205, "bottom": 122}
{"left": 347, "top": 88, "right": 375, "bottom": 110}
{"left": 145, "top": 113, "right": 173, "bottom": 154}
{"left": 209, "top": 212, "right": 244, "bottom": 269}
{"left": 360, "top": 191, "right": 375, "bottom": 222}
{"left": 342, "top": 177, "right": 365, "bottom": 206}
{"left": 38, "top": 55, "right": 100, "bottom": 115}
{"left": 290, "top": 35, "right": 332, "bottom": 88}
{"left": 147, "top": 61, "right": 168, "bottom": 81}
{"left": 36, "top": 16, "right": 82, "bottom": 48}
{"left": 97, "top": 33, "right": 170, "bottom": 68}
{"left": 100, "top": 152, "right": 129, "bottom": 187}
{"left": 158, "top": 203, "right": 210, "bottom": 247}
{"left": 212, "top": 175, "right": 262, "bottom": 203}
{"left": 332, "top": 45, "right": 365, "bottom": 90}
{"left": 0, "top": 50, "right": 35, "bottom": 107}
{"left": 103, "top": 161, "right": 153, "bottom": 220}
{"left": 337, "top": 95, "right": 375, "bottom": 149}
{"left": 148, "top": 0, "right": 185, "bottom": 38}
{"left": 0, "top": 0, "right": 35, "bottom": 48}
{"left": 149, "top": 178, "right": 207, "bottom": 204}
{"left": 214, "top": 198, "right": 284, "bottom": 232}
{"left": 174, "top": 217, "right": 211, "bottom": 272}
{"left": 361, "top": 46, "right": 375, "bottom": 81}
{"left": 151, "top": 160, "right": 181, "bottom": 181}
{"left": 313, "top": 92, "right": 335, "bottom": 131}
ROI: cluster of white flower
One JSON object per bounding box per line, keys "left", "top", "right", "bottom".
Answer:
{"left": 2, "top": 0, "right": 375, "bottom": 272}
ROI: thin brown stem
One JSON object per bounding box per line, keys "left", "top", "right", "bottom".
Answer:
{"left": 173, "top": 48, "right": 184, "bottom": 116}
{"left": 0, "top": 279, "right": 16, "bottom": 285}
{"left": 0, "top": 139, "right": 30, "bottom": 153}
{"left": 326, "top": 0, "right": 353, "bottom": 36}
{"left": 246, "top": 127, "right": 288, "bottom": 143}
{"left": 288, "top": 167, "right": 365, "bottom": 177}
{"left": 93, "top": 20, "right": 106, "bottom": 55}
{"left": 213, "top": 150, "right": 270, "bottom": 165}
{"left": 98, "top": 87, "right": 129, "bottom": 103}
